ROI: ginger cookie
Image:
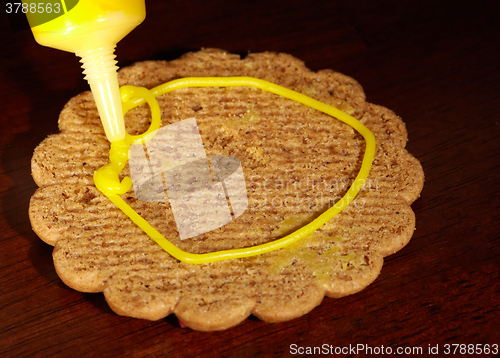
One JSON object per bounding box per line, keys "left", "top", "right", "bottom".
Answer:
{"left": 29, "top": 49, "right": 424, "bottom": 331}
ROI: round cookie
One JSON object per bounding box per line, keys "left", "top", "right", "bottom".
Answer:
{"left": 29, "top": 49, "right": 424, "bottom": 331}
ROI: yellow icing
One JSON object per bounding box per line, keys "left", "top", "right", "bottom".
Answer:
{"left": 93, "top": 77, "right": 376, "bottom": 264}
{"left": 265, "top": 231, "right": 364, "bottom": 283}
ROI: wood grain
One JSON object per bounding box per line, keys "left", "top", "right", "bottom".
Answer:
{"left": 1, "top": 0, "right": 499, "bottom": 356}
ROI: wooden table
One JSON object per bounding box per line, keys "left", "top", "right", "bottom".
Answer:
{"left": 1, "top": 1, "right": 499, "bottom": 356}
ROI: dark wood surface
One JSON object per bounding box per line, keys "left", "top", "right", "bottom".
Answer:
{"left": 1, "top": 1, "right": 499, "bottom": 357}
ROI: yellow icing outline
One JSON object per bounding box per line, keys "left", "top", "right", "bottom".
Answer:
{"left": 93, "top": 77, "right": 376, "bottom": 264}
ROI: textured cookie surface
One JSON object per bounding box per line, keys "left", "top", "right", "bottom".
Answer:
{"left": 29, "top": 49, "right": 424, "bottom": 331}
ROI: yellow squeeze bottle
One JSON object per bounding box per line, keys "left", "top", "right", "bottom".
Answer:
{"left": 25, "top": 0, "right": 146, "bottom": 142}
